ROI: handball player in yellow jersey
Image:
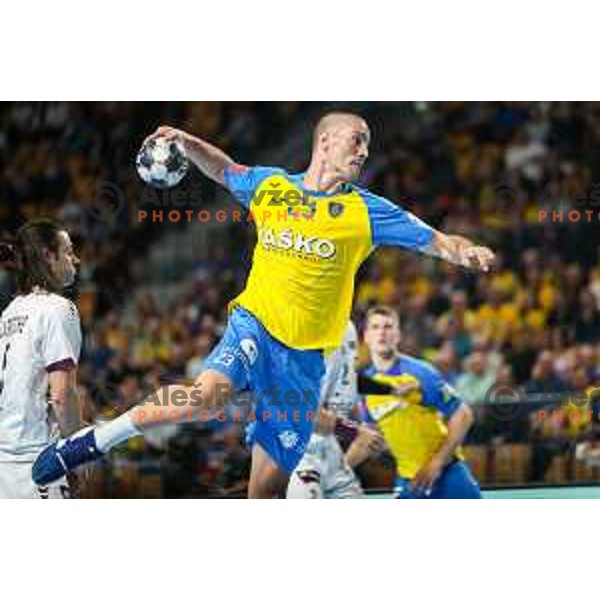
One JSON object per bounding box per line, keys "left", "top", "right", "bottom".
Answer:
{"left": 33, "top": 112, "right": 494, "bottom": 498}
{"left": 362, "top": 306, "right": 480, "bottom": 498}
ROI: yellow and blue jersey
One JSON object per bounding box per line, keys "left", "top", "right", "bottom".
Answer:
{"left": 360, "top": 355, "right": 464, "bottom": 480}
{"left": 223, "top": 164, "right": 434, "bottom": 351}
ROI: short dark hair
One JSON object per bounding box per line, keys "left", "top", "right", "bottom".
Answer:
{"left": 365, "top": 305, "right": 400, "bottom": 326}
{"left": 312, "top": 112, "right": 366, "bottom": 147}
{"left": 0, "top": 219, "right": 65, "bottom": 294}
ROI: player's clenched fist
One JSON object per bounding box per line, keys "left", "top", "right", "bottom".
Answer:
{"left": 346, "top": 424, "right": 386, "bottom": 468}
{"left": 462, "top": 245, "right": 495, "bottom": 272}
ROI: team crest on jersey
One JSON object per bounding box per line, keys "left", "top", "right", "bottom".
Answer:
{"left": 278, "top": 430, "right": 299, "bottom": 449}
{"left": 328, "top": 201, "right": 344, "bottom": 218}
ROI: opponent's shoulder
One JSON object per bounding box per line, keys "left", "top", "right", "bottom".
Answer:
{"left": 35, "top": 293, "right": 79, "bottom": 324}
{"left": 43, "top": 292, "right": 77, "bottom": 311}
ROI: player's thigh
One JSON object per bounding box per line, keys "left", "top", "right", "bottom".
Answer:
{"left": 250, "top": 348, "right": 325, "bottom": 476}
{"left": 202, "top": 309, "right": 254, "bottom": 396}
{"left": 0, "top": 462, "right": 70, "bottom": 499}
{"left": 434, "top": 461, "right": 482, "bottom": 499}
{"left": 248, "top": 442, "right": 290, "bottom": 499}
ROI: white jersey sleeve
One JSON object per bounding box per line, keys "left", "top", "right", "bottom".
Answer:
{"left": 38, "top": 299, "right": 81, "bottom": 370}
{"left": 320, "top": 321, "right": 359, "bottom": 419}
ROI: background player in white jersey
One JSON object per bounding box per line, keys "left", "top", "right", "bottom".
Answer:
{"left": 287, "top": 322, "right": 386, "bottom": 499}
{"left": 0, "top": 220, "right": 82, "bottom": 498}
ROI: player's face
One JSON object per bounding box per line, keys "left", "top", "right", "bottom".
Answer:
{"left": 325, "top": 120, "right": 370, "bottom": 182}
{"left": 364, "top": 314, "right": 400, "bottom": 356}
{"left": 50, "top": 231, "right": 79, "bottom": 288}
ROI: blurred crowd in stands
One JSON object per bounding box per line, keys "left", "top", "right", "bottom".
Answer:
{"left": 3, "top": 101, "right": 600, "bottom": 496}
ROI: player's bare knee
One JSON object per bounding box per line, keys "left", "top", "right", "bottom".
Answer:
{"left": 192, "top": 369, "right": 233, "bottom": 411}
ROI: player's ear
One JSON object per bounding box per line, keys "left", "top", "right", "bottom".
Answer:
{"left": 41, "top": 246, "right": 56, "bottom": 263}
{"left": 319, "top": 131, "right": 330, "bottom": 152}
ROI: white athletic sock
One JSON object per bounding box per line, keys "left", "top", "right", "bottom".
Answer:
{"left": 94, "top": 413, "right": 141, "bottom": 453}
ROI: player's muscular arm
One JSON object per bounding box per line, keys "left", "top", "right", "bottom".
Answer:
{"left": 427, "top": 231, "right": 495, "bottom": 272}
{"left": 48, "top": 369, "right": 84, "bottom": 437}
{"left": 145, "top": 126, "right": 235, "bottom": 186}
{"left": 412, "top": 404, "right": 474, "bottom": 494}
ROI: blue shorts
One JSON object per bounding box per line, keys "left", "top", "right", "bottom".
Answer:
{"left": 204, "top": 306, "right": 325, "bottom": 474}
{"left": 394, "top": 460, "right": 482, "bottom": 499}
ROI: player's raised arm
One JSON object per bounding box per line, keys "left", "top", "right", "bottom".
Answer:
{"left": 144, "top": 126, "right": 235, "bottom": 186}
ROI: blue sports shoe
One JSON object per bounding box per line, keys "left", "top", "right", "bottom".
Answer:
{"left": 32, "top": 427, "right": 103, "bottom": 485}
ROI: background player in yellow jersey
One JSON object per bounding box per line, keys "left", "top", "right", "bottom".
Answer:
{"left": 33, "top": 112, "right": 494, "bottom": 498}
{"left": 361, "top": 306, "right": 481, "bottom": 499}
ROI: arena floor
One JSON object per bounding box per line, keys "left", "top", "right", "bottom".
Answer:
{"left": 482, "top": 486, "right": 600, "bottom": 499}
{"left": 369, "top": 485, "right": 600, "bottom": 499}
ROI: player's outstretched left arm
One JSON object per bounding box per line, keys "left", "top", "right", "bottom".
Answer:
{"left": 144, "top": 126, "right": 235, "bottom": 187}
{"left": 367, "top": 191, "right": 495, "bottom": 272}
{"left": 427, "top": 231, "right": 495, "bottom": 273}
